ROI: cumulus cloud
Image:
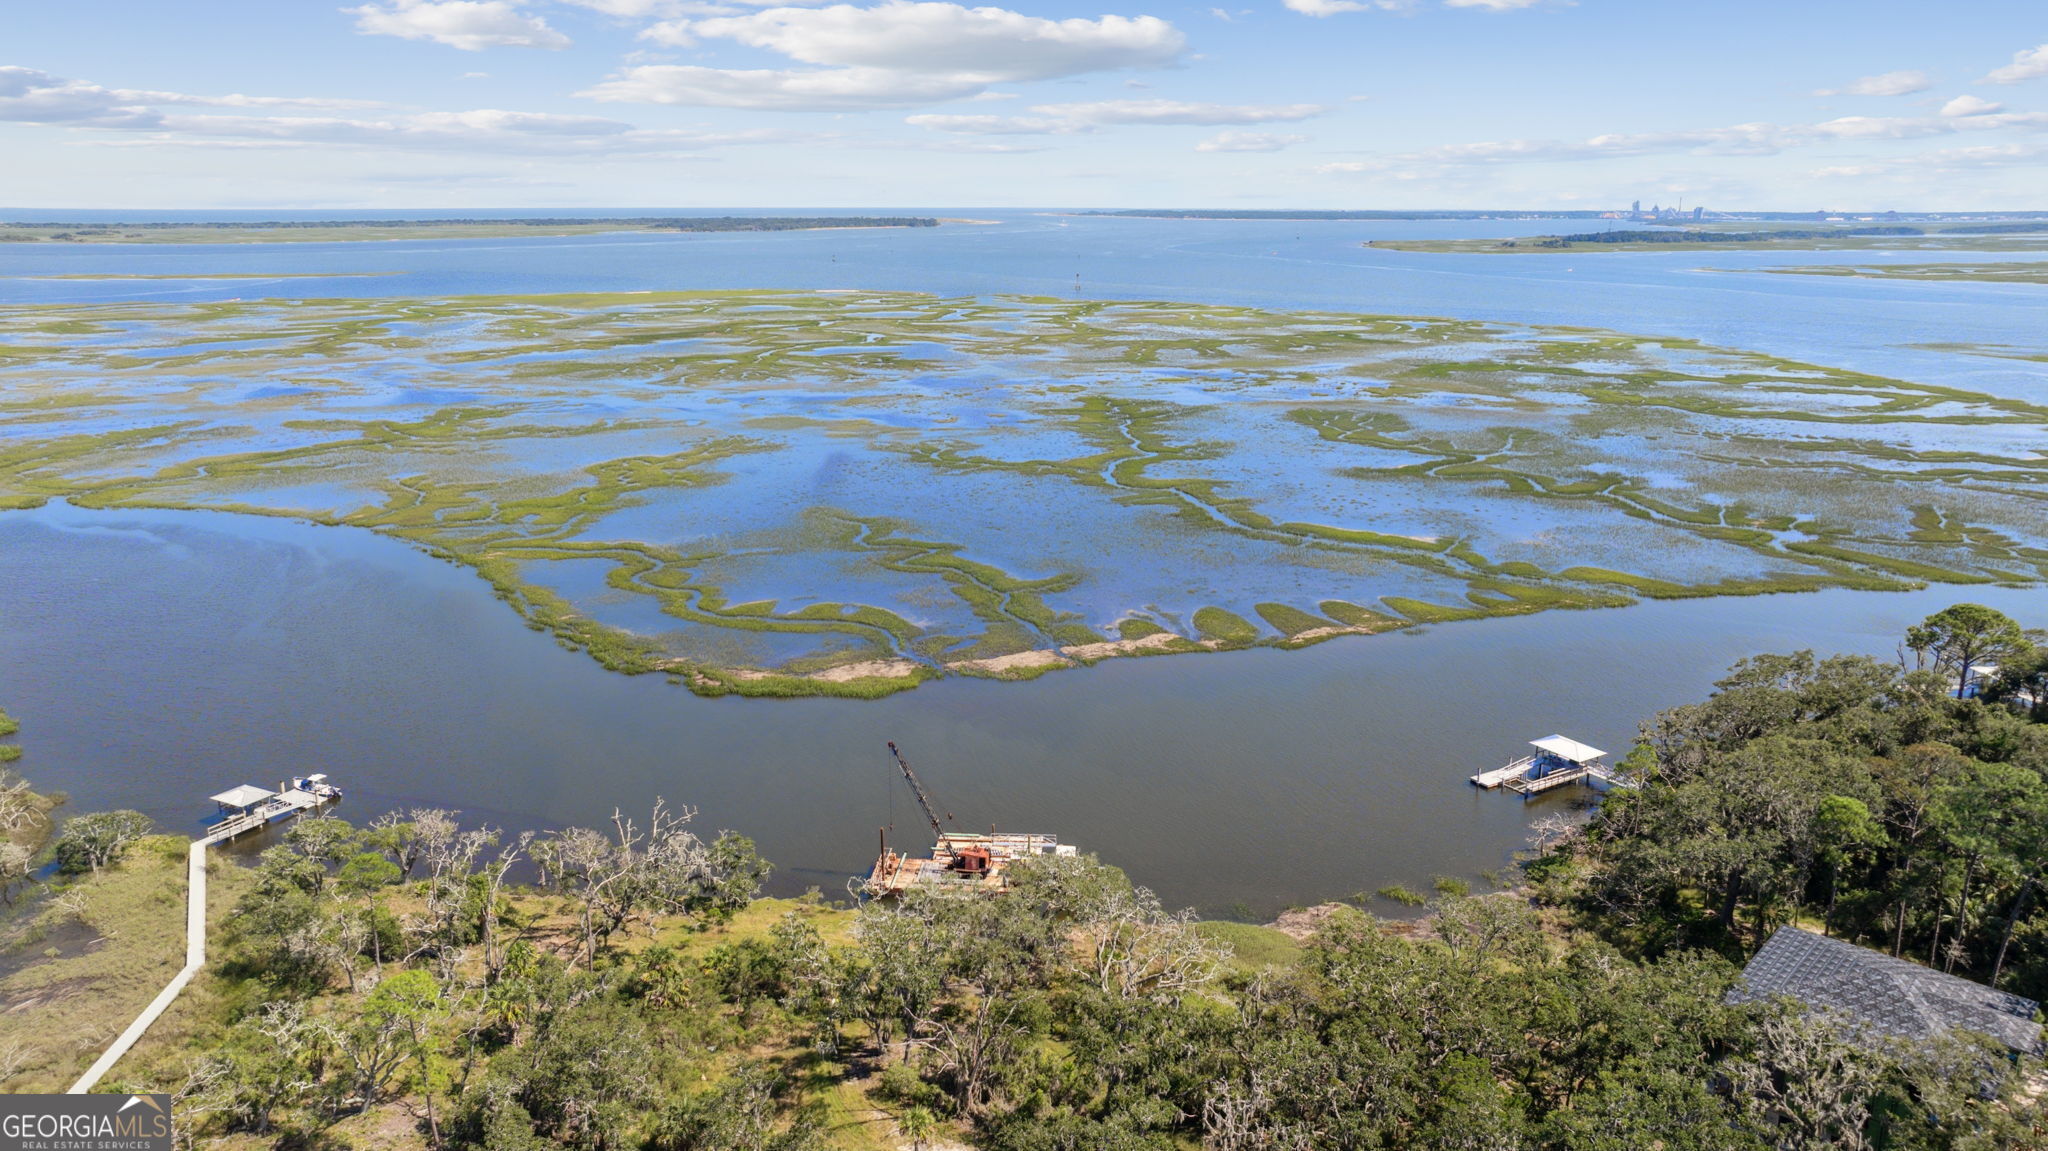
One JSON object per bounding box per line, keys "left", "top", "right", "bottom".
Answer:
{"left": 1941, "top": 94, "right": 2005, "bottom": 117}
{"left": 1813, "top": 70, "right": 1932, "bottom": 97}
{"left": 1443, "top": 0, "right": 1548, "bottom": 8}
{"left": 690, "top": 2, "right": 1182, "bottom": 75}
{"left": 1985, "top": 44, "right": 2048, "bottom": 85}
{"left": 0, "top": 64, "right": 797, "bottom": 155}
{"left": 639, "top": 19, "right": 697, "bottom": 45}
{"left": 1195, "top": 130, "right": 1305, "bottom": 151}
{"left": 583, "top": 1, "right": 1184, "bottom": 110}
{"left": 347, "top": 0, "right": 571, "bottom": 51}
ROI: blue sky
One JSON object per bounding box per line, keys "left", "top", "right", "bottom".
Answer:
{"left": 5, "top": 0, "right": 2045, "bottom": 208}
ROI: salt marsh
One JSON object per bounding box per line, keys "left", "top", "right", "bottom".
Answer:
{"left": 4, "top": 287, "right": 2042, "bottom": 697}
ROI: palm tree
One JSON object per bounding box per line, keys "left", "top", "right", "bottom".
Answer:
{"left": 899, "top": 1105, "right": 938, "bottom": 1151}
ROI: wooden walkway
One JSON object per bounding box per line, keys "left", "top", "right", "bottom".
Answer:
{"left": 68, "top": 782, "right": 337, "bottom": 1094}
{"left": 67, "top": 841, "right": 207, "bottom": 1094}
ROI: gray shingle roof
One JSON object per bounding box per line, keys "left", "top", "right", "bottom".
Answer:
{"left": 1729, "top": 926, "right": 2043, "bottom": 1054}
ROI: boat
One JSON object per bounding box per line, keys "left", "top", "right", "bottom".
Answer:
{"left": 859, "top": 742, "right": 1076, "bottom": 897}
{"left": 203, "top": 774, "right": 344, "bottom": 841}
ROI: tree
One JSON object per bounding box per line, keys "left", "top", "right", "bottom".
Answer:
{"left": 336, "top": 969, "right": 441, "bottom": 1112}
{"left": 900, "top": 1106, "right": 939, "bottom": 1151}
{"left": 0, "top": 842, "right": 35, "bottom": 905}
{"left": 1725, "top": 1010, "right": 1887, "bottom": 1151}
{"left": 521, "top": 999, "right": 659, "bottom": 1150}
{"left": 1811, "top": 796, "right": 1885, "bottom": 936}
{"left": 1907, "top": 604, "right": 2029, "bottom": 700}
{"left": 53, "top": 809, "right": 153, "bottom": 875}
{"left": 531, "top": 800, "right": 753, "bottom": 968}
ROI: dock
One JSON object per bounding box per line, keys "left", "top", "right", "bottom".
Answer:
{"left": 68, "top": 773, "right": 342, "bottom": 1094}
{"left": 202, "top": 775, "right": 343, "bottom": 844}
{"left": 1472, "top": 735, "right": 1625, "bottom": 795}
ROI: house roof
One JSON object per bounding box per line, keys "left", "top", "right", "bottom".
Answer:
{"left": 209, "top": 784, "right": 275, "bottom": 809}
{"left": 1730, "top": 926, "right": 2043, "bottom": 1053}
{"left": 1530, "top": 735, "right": 1605, "bottom": 763}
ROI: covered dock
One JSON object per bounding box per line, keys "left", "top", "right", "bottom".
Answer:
{"left": 1472, "top": 735, "right": 1622, "bottom": 795}
{"left": 204, "top": 775, "right": 342, "bottom": 844}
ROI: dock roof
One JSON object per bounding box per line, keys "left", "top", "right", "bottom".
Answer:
{"left": 209, "top": 784, "right": 275, "bottom": 809}
{"left": 1530, "top": 735, "right": 1606, "bottom": 764}
{"left": 1730, "top": 926, "right": 2043, "bottom": 1053}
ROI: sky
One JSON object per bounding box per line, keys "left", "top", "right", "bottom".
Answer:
{"left": 4, "top": 0, "right": 2046, "bottom": 209}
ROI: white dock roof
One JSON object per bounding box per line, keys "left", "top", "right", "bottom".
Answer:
{"left": 210, "top": 784, "right": 275, "bottom": 808}
{"left": 1530, "top": 735, "right": 1606, "bottom": 764}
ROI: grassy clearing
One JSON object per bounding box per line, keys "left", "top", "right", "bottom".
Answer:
{"left": 0, "top": 836, "right": 197, "bottom": 1092}
{"left": 1195, "top": 920, "right": 1305, "bottom": 973}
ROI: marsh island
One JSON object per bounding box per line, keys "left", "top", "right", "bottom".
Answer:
{"left": 3, "top": 290, "right": 2043, "bottom": 697}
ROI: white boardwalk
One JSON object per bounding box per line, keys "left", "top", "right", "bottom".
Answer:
{"left": 67, "top": 842, "right": 207, "bottom": 1094}
{"left": 67, "top": 776, "right": 339, "bottom": 1094}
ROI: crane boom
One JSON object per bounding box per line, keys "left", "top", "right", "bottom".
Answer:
{"left": 887, "top": 740, "right": 955, "bottom": 840}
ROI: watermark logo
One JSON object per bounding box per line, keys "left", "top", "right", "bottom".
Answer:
{"left": 0, "top": 1094, "right": 172, "bottom": 1150}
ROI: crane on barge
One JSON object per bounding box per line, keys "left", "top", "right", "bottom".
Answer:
{"left": 888, "top": 740, "right": 956, "bottom": 841}
{"left": 861, "top": 740, "right": 1077, "bottom": 898}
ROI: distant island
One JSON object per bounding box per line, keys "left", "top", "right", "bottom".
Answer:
{"left": 0, "top": 216, "right": 941, "bottom": 244}
{"left": 1079, "top": 209, "right": 1609, "bottom": 220}
{"left": 1370, "top": 219, "right": 2048, "bottom": 254}
{"left": 1087, "top": 208, "right": 2048, "bottom": 224}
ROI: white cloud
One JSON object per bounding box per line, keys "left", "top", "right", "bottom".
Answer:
{"left": 347, "top": 0, "right": 571, "bottom": 51}
{"left": 906, "top": 98, "right": 1327, "bottom": 135}
{"left": 904, "top": 113, "right": 1082, "bottom": 134}
{"left": 639, "top": 18, "right": 697, "bottom": 45}
{"left": 1443, "top": 0, "right": 1549, "bottom": 8}
{"left": 581, "top": 64, "right": 988, "bottom": 109}
{"left": 1941, "top": 94, "right": 2005, "bottom": 118}
{"left": 1195, "top": 130, "right": 1305, "bottom": 151}
{"left": 585, "top": 2, "right": 1185, "bottom": 110}
{"left": 0, "top": 66, "right": 163, "bottom": 128}
{"left": 1813, "top": 70, "right": 1932, "bottom": 97}
{"left": 1985, "top": 44, "right": 2048, "bottom": 85}
{"left": 691, "top": 2, "right": 1182, "bottom": 79}
{"left": 1028, "top": 98, "right": 1327, "bottom": 124}
{"left": 0, "top": 65, "right": 802, "bottom": 156}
